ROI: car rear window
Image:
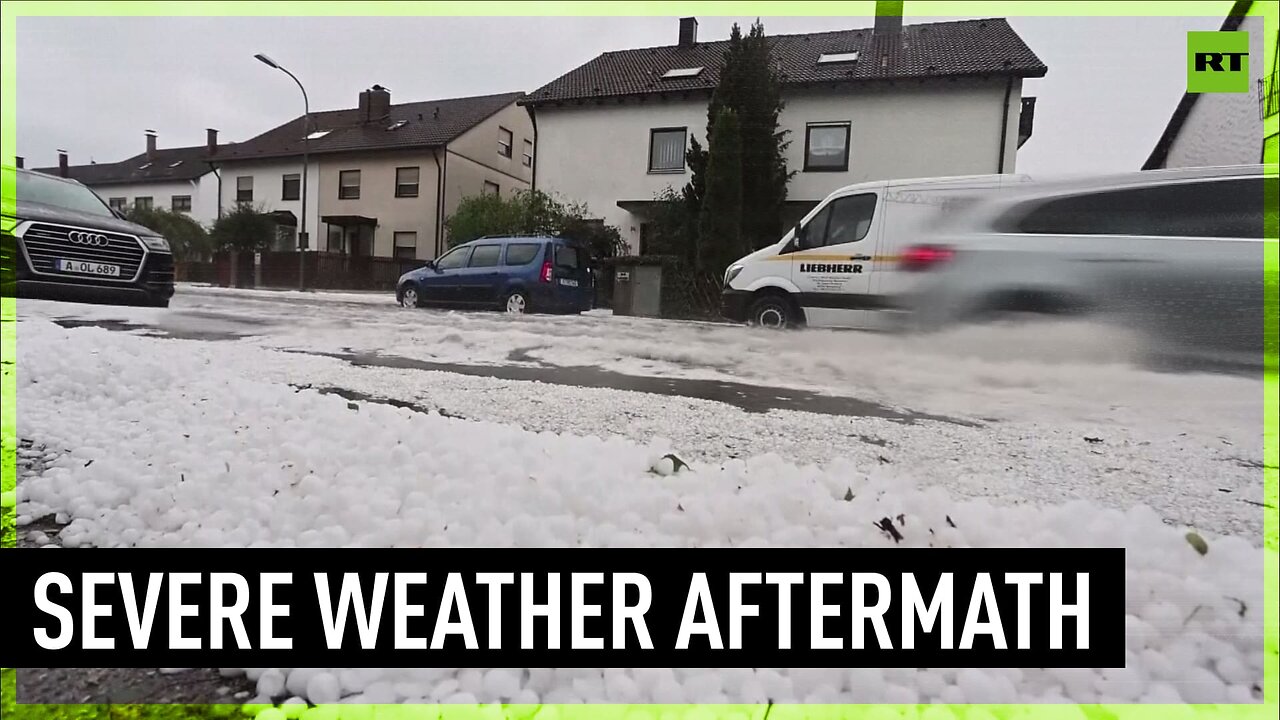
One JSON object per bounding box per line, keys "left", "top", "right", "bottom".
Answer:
{"left": 504, "top": 243, "right": 540, "bottom": 266}
{"left": 555, "top": 244, "right": 581, "bottom": 269}
{"left": 469, "top": 245, "right": 501, "bottom": 267}
{"left": 1005, "top": 178, "right": 1268, "bottom": 238}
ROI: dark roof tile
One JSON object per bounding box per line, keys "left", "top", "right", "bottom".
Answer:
{"left": 36, "top": 145, "right": 217, "bottom": 186}
{"left": 523, "top": 18, "right": 1046, "bottom": 105}
{"left": 217, "top": 91, "right": 525, "bottom": 161}
{"left": 37, "top": 91, "right": 526, "bottom": 183}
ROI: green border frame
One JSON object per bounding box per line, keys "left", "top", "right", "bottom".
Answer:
{"left": 0, "top": 1, "right": 1276, "bottom": 719}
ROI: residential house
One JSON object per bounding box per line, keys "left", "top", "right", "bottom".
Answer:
{"left": 33, "top": 130, "right": 222, "bottom": 227}
{"left": 1144, "top": 0, "right": 1278, "bottom": 169}
{"left": 212, "top": 86, "right": 533, "bottom": 260}
{"left": 521, "top": 2, "right": 1047, "bottom": 254}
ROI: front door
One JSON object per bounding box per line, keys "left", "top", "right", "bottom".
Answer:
{"left": 419, "top": 245, "right": 471, "bottom": 305}
{"left": 789, "top": 192, "right": 881, "bottom": 329}
{"left": 455, "top": 244, "right": 503, "bottom": 305}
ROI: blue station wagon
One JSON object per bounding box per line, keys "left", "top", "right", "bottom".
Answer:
{"left": 395, "top": 235, "right": 594, "bottom": 314}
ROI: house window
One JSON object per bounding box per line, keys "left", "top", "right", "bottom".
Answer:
{"left": 108, "top": 197, "right": 126, "bottom": 212}
{"left": 522, "top": 139, "right": 533, "bottom": 168}
{"left": 393, "top": 231, "right": 417, "bottom": 259}
{"left": 804, "top": 123, "right": 851, "bottom": 172}
{"left": 236, "top": 176, "right": 253, "bottom": 203}
{"left": 395, "top": 167, "right": 420, "bottom": 198}
{"left": 498, "top": 127, "right": 513, "bottom": 158}
{"left": 282, "top": 173, "right": 301, "bottom": 201}
{"left": 171, "top": 195, "right": 192, "bottom": 212}
{"left": 339, "top": 170, "right": 361, "bottom": 199}
{"left": 648, "top": 127, "right": 687, "bottom": 173}
{"left": 483, "top": 180, "right": 500, "bottom": 196}
{"left": 134, "top": 196, "right": 153, "bottom": 211}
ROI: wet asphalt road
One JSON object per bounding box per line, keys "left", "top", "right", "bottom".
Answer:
{"left": 49, "top": 303, "right": 972, "bottom": 425}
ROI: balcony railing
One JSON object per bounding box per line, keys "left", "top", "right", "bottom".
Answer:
{"left": 1262, "top": 74, "right": 1279, "bottom": 120}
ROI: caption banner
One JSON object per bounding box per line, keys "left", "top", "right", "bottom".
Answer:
{"left": 1, "top": 548, "right": 1125, "bottom": 668}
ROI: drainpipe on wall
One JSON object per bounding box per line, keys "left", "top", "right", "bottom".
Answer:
{"left": 437, "top": 148, "right": 450, "bottom": 257}
{"left": 432, "top": 147, "right": 443, "bottom": 257}
{"left": 526, "top": 104, "right": 538, "bottom": 191}
{"left": 996, "top": 75, "right": 1014, "bottom": 174}
{"left": 208, "top": 163, "right": 223, "bottom": 220}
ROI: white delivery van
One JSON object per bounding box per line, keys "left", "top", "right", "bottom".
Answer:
{"left": 720, "top": 174, "right": 1032, "bottom": 329}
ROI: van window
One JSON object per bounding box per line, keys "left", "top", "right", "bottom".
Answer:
{"left": 435, "top": 246, "right": 471, "bottom": 270}
{"left": 824, "top": 193, "right": 877, "bottom": 244}
{"left": 801, "top": 193, "right": 877, "bottom": 248}
{"left": 555, "top": 244, "right": 580, "bottom": 269}
{"left": 1008, "top": 178, "right": 1267, "bottom": 238}
{"left": 469, "top": 245, "right": 501, "bottom": 267}
{"left": 505, "top": 243, "right": 540, "bottom": 265}
{"left": 798, "top": 205, "right": 832, "bottom": 250}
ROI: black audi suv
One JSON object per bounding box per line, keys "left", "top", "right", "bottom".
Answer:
{"left": 1, "top": 165, "right": 175, "bottom": 307}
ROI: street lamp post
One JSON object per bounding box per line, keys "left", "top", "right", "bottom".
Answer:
{"left": 255, "top": 53, "right": 310, "bottom": 292}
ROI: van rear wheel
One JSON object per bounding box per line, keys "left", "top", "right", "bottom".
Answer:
{"left": 747, "top": 295, "right": 797, "bottom": 330}
{"left": 504, "top": 289, "right": 530, "bottom": 314}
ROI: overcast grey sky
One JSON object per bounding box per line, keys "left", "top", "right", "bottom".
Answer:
{"left": 16, "top": 7, "right": 1233, "bottom": 176}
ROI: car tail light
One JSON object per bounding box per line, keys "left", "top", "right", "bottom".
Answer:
{"left": 540, "top": 260, "right": 553, "bottom": 283}
{"left": 899, "top": 244, "right": 955, "bottom": 272}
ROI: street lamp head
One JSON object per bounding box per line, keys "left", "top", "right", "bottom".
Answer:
{"left": 253, "top": 53, "right": 280, "bottom": 69}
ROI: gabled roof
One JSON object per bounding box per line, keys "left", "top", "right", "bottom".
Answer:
{"left": 523, "top": 17, "right": 1047, "bottom": 106}
{"left": 34, "top": 144, "right": 217, "bottom": 186}
{"left": 1142, "top": 1, "right": 1254, "bottom": 170}
{"left": 215, "top": 91, "right": 525, "bottom": 162}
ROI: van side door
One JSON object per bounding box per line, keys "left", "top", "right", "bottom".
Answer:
{"left": 420, "top": 244, "right": 472, "bottom": 305}
{"left": 788, "top": 192, "right": 880, "bottom": 328}
{"left": 456, "top": 243, "right": 503, "bottom": 306}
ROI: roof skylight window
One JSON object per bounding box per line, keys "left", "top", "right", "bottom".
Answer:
{"left": 386, "top": 120, "right": 408, "bottom": 131}
{"left": 306, "top": 130, "right": 331, "bottom": 140}
{"left": 817, "top": 52, "right": 861, "bottom": 64}
{"left": 661, "top": 67, "right": 704, "bottom": 79}
{"left": 168, "top": 160, "right": 184, "bottom": 168}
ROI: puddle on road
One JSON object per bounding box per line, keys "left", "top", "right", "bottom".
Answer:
{"left": 300, "top": 349, "right": 978, "bottom": 425}
{"left": 49, "top": 315, "right": 975, "bottom": 424}
{"left": 52, "top": 315, "right": 259, "bottom": 342}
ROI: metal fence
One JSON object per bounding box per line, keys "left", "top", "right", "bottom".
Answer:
{"left": 1261, "top": 75, "right": 1279, "bottom": 120}
{"left": 180, "top": 252, "right": 422, "bottom": 292}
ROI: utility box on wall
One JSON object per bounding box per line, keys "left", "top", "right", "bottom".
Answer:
{"left": 611, "top": 261, "right": 663, "bottom": 317}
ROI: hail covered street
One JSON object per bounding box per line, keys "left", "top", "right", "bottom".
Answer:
{"left": 8, "top": 283, "right": 1269, "bottom": 704}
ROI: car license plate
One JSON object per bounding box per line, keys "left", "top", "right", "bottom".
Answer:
{"left": 559, "top": 278, "right": 579, "bottom": 287}
{"left": 57, "top": 259, "right": 120, "bottom": 277}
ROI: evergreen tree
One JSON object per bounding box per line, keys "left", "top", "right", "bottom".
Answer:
{"left": 696, "top": 107, "right": 744, "bottom": 273}
{"left": 685, "top": 19, "right": 793, "bottom": 263}
{"left": 736, "top": 20, "right": 792, "bottom": 249}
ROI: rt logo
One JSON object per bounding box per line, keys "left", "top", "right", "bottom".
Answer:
{"left": 1187, "top": 31, "right": 1249, "bottom": 93}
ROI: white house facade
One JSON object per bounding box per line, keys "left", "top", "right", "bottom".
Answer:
{"left": 523, "top": 6, "right": 1046, "bottom": 254}
{"left": 534, "top": 79, "right": 1025, "bottom": 252}
{"left": 35, "top": 130, "right": 224, "bottom": 228}
{"left": 212, "top": 157, "right": 322, "bottom": 251}
{"left": 94, "top": 176, "right": 219, "bottom": 227}
{"left": 1144, "top": 4, "right": 1276, "bottom": 170}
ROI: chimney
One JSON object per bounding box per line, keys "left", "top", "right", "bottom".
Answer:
{"left": 14, "top": 156, "right": 22, "bottom": 169}
{"left": 874, "top": 0, "right": 903, "bottom": 36}
{"left": 678, "top": 17, "right": 698, "bottom": 47}
{"left": 58, "top": 150, "right": 68, "bottom": 177}
{"left": 145, "top": 130, "right": 157, "bottom": 161}
{"left": 358, "top": 88, "right": 371, "bottom": 121}
{"left": 368, "top": 84, "right": 391, "bottom": 122}
{"left": 207, "top": 128, "right": 219, "bottom": 155}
